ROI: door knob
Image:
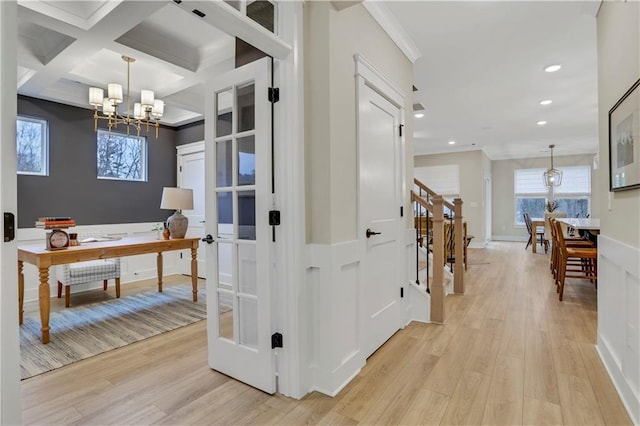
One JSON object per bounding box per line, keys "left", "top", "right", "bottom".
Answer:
{"left": 366, "top": 228, "right": 381, "bottom": 238}
{"left": 201, "top": 234, "right": 214, "bottom": 244}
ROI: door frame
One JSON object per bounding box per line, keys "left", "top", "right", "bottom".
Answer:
{"left": 176, "top": 141, "right": 205, "bottom": 276}
{"left": 355, "top": 54, "right": 407, "bottom": 357}
{"left": 0, "top": 1, "right": 21, "bottom": 423}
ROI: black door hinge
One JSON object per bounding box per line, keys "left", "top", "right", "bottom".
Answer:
{"left": 268, "top": 87, "right": 280, "bottom": 103}
{"left": 271, "top": 332, "right": 283, "bottom": 349}
{"left": 399, "top": 124, "right": 404, "bottom": 137}
{"left": 400, "top": 206, "right": 404, "bottom": 217}
{"left": 269, "top": 210, "right": 281, "bottom": 226}
{"left": 400, "top": 287, "right": 404, "bottom": 298}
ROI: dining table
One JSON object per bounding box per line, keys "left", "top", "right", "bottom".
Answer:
{"left": 555, "top": 217, "right": 601, "bottom": 233}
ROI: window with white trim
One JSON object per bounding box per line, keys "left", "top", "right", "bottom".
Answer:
{"left": 97, "top": 130, "right": 147, "bottom": 181}
{"left": 17, "top": 116, "right": 49, "bottom": 176}
{"left": 514, "top": 165, "right": 591, "bottom": 225}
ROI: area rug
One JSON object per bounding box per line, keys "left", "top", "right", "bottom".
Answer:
{"left": 20, "top": 283, "right": 207, "bottom": 380}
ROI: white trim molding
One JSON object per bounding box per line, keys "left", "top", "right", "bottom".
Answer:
{"left": 305, "top": 241, "right": 365, "bottom": 397}
{"left": 354, "top": 54, "right": 406, "bottom": 108}
{"left": 361, "top": 1, "right": 421, "bottom": 64}
{"left": 597, "top": 235, "right": 640, "bottom": 424}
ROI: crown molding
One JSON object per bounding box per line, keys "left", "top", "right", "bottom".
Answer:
{"left": 362, "top": 1, "right": 421, "bottom": 64}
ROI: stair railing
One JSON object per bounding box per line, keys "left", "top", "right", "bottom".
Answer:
{"left": 412, "top": 178, "right": 466, "bottom": 323}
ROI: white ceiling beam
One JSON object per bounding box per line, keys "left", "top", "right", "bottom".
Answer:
{"left": 171, "top": 1, "right": 292, "bottom": 60}
{"left": 17, "top": 1, "right": 168, "bottom": 96}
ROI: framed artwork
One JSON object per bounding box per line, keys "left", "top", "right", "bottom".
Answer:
{"left": 609, "top": 77, "right": 640, "bottom": 191}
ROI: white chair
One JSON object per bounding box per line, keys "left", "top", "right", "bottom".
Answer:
{"left": 57, "top": 259, "right": 121, "bottom": 307}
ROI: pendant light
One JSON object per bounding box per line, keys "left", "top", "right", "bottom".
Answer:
{"left": 543, "top": 144, "right": 562, "bottom": 187}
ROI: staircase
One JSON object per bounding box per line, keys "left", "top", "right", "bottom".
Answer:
{"left": 411, "top": 178, "right": 466, "bottom": 323}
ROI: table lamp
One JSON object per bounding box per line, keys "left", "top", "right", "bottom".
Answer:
{"left": 160, "top": 187, "right": 193, "bottom": 239}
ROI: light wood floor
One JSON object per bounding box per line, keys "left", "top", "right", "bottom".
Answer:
{"left": 21, "top": 242, "right": 632, "bottom": 425}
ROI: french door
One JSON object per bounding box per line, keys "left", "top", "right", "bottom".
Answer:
{"left": 205, "top": 57, "right": 275, "bottom": 393}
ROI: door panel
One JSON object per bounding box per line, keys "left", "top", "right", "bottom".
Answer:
{"left": 360, "top": 83, "right": 403, "bottom": 359}
{"left": 179, "top": 150, "right": 206, "bottom": 277}
{"left": 206, "top": 57, "right": 275, "bottom": 394}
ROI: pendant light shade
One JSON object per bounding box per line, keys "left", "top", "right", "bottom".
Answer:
{"left": 543, "top": 144, "right": 562, "bottom": 187}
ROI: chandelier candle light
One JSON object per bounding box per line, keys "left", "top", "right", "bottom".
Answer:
{"left": 89, "top": 56, "right": 164, "bottom": 138}
{"left": 543, "top": 144, "right": 562, "bottom": 212}
{"left": 160, "top": 187, "right": 194, "bottom": 239}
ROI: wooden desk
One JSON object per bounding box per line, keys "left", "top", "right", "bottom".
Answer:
{"left": 18, "top": 236, "right": 200, "bottom": 344}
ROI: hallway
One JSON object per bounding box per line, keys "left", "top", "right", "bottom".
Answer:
{"left": 21, "top": 242, "right": 631, "bottom": 424}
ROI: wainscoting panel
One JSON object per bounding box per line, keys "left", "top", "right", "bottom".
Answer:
{"left": 18, "top": 223, "right": 183, "bottom": 302}
{"left": 405, "top": 228, "right": 430, "bottom": 323}
{"left": 597, "top": 235, "right": 640, "bottom": 424}
{"left": 306, "top": 240, "right": 365, "bottom": 397}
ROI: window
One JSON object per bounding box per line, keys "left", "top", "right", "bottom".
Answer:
{"left": 97, "top": 130, "right": 147, "bottom": 181}
{"left": 17, "top": 116, "right": 48, "bottom": 175}
{"left": 514, "top": 166, "right": 591, "bottom": 225}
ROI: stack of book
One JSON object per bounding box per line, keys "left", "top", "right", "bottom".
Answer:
{"left": 35, "top": 217, "right": 76, "bottom": 229}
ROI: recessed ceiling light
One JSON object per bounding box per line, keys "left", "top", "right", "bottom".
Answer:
{"left": 537, "top": 120, "right": 547, "bottom": 126}
{"left": 539, "top": 99, "right": 553, "bottom": 105}
{"left": 448, "top": 140, "right": 456, "bottom": 145}
{"left": 544, "top": 64, "right": 562, "bottom": 73}
{"left": 414, "top": 112, "right": 424, "bottom": 118}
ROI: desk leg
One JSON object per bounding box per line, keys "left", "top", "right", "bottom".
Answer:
{"left": 38, "top": 267, "right": 51, "bottom": 344}
{"left": 18, "top": 260, "right": 24, "bottom": 325}
{"left": 191, "top": 247, "right": 198, "bottom": 302}
{"left": 532, "top": 239, "right": 537, "bottom": 253}
{"left": 157, "top": 252, "right": 163, "bottom": 292}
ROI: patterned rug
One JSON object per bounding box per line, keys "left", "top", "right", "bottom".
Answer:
{"left": 20, "top": 283, "right": 207, "bottom": 380}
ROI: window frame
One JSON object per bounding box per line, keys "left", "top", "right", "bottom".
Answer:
{"left": 16, "top": 115, "right": 49, "bottom": 176}
{"left": 96, "top": 129, "right": 148, "bottom": 182}
{"left": 513, "top": 166, "right": 591, "bottom": 226}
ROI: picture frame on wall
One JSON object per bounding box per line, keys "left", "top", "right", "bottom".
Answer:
{"left": 609, "top": 77, "right": 640, "bottom": 191}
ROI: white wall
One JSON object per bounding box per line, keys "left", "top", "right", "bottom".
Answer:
{"left": 414, "top": 150, "right": 488, "bottom": 245}
{"left": 596, "top": 2, "right": 640, "bottom": 423}
{"left": 305, "top": 1, "right": 414, "bottom": 245}
{"left": 491, "top": 154, "right": 599, "bottom": 240}
{"left": 303, "top": 1, "right": 414, "bottom": 397}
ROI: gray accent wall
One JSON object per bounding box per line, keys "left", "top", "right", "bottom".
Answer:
{"left": 176, "top": 120, "right": 204, "bottom": 146}
{"left": 17, "top": 96, "right": 178, "bottom": 228}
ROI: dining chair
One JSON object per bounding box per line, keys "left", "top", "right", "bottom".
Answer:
{"left": 523, "top": 212, "right": 545, "bottom": 252}
{"left": 553, "top": 220, "right": 597, "bottom": 301}
{"left": 548, "top": 218, "right": 594, "bottom": 281}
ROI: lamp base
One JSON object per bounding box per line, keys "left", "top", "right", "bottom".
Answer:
{"left": 167, "top": 211, "right": 188, "bottom": 239}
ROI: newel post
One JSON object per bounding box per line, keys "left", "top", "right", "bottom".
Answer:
{"left": 431, "top": 196, "right": 445, "bottom": 324}
{"left": 453, "top": 198, "right": 464, "bottom": 294}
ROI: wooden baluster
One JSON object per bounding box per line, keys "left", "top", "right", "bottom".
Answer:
{"left": 431, "top": 195, "right": 445, "bottom": 324}
{"left": 453, "top": 198, "right": 464, "bottom": 294}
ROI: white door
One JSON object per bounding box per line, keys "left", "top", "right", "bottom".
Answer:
{"left": 358, "top": 79, "right": 404, "bottom": 359}
{"left": 178, "top": 147, "right": 206, "bottom": 277}
{"left": 205, "top": 57, "right": 275, "bottom": 393}
{"left": 1, "top": 1, "right": 21, "bottom": 422}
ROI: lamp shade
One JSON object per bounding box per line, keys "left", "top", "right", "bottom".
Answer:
{"left": 89, "top": 87, "right": 104, "bottom": 106}
{"left": 160, "top": 187, "right": 193, "bottom": 211}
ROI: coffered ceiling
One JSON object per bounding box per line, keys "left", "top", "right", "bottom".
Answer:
{"left": 17, "top": 0, "right": 235, "bottom": 127}
{"left": 16, "top": 1, "right": 601, "bottom": 160}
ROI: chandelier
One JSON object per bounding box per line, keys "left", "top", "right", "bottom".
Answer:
{"left": 88, "top": 55, "right": 164, "bottom": 138}
{"left": 543, "top": 144, "right": 563, "bottom": 187}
